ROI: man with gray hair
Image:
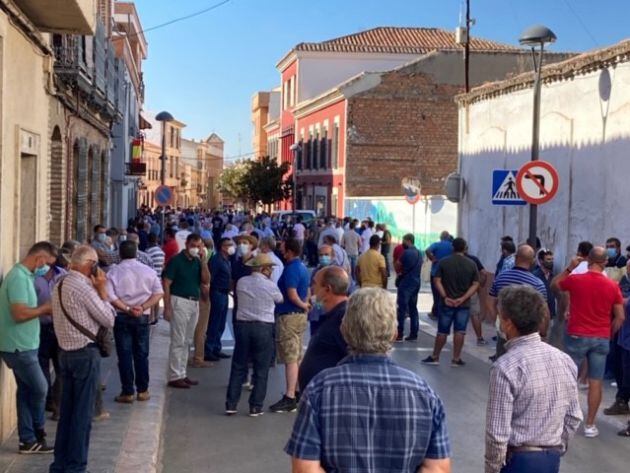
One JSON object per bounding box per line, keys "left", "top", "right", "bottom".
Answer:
{"left": 486, "top": 285, "right": 582, "bottom": 473}
{"left": 286, "top": 288, "right": 451, "bottom": 473}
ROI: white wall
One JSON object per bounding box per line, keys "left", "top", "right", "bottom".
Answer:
{"left": 459, "top": 61, "right": 630, "bottom": 269}
{"left": 298, "top": 52, "right": 418, "bottom": 103}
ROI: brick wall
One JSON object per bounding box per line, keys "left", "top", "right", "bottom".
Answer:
{"left": 345, "top": 71, "right": 461, "bottom": 197}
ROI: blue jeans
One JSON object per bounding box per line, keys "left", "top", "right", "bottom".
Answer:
{"left": 114, "top": 313, "right": 150, "bottom": 395}
{"left": 397, "top": 283, "right": 420, "bottom": 337}
{"left": 226, "top": 322, "right": 274, "bottom": 409}
{"left": 0, "top": 349, "right": 47, "bottom": 444}
{"left": 438, "top": 306, "right": 471, "bottom": 335}
{"left": 38, "top": 323, "right": 60, "bottom": 408}
{"left": 205, "top": 290, "right": 229, "bottom": 356}
{"left": 564, "top": 333, "right": 610, "bottom": 380}
{"left": 501, "top": 450, "right": 561, "bottom": 473}
{"left": 50, "top": 345, "right": 100, "bottom": 473}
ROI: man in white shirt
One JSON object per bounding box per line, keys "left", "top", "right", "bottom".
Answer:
{"left": 342, "top": 221, "right": 361, "bottom": 278}
{"left": 175, "top": 220, "right": 192, "bottom": 252}
{"left": 293, "top": 217, "right": 306, "bottom": 250}
{"left": 225, "top": 254, "right": 283, "bottom": 416}
{"left": 259, "top": 236, "right": 284, "bottom": 284}
{"left": 317, "top": 219, "right": 338, "bottom": 247}
{"left": 360, "top": 220, "right": 374, "bottom": 255}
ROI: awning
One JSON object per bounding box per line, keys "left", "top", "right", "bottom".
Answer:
{"left": 139, "top": 113, "right": 152, "bottom": 130}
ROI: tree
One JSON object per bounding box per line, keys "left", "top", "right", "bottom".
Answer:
{"left": 242, "top": 156, "right": 292, "bottom": 206}
{"left": 217, "top": 160, "right": 249, "bottom": 203}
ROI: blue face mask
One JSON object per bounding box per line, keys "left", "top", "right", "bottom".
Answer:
{"left": 34, "top": 264, "right": 50, "bottom": 277}
{"left": 97, "top": 233, "right": 107, "bottom": 243}
{"left": 319, "top": 255, "right": 331, "bottom": 266}
{"left": 607, "top": 248, "right": 618, "bottom": 258}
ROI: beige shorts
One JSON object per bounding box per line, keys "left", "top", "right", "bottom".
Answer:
{"left": 276, "top": 312, "right": 307, "bottom": 364}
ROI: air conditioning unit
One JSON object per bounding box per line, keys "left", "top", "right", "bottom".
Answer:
{"left": 455, "top": 26, "right": 468, "bottom": 45}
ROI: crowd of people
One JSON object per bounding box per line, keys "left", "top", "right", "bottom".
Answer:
{"left": 0, "top": 204, "right": 629, "bottom": 473}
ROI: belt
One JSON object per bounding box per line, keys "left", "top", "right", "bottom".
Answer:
{"left": 172, "top": 295, "right": 199, "bottom": 301}
{"left": 507, "top": 445, "right": 563, "bottom": 455}
{"left": 61, "top": 343, "right": 98, "bottom": 353}
{"left": 236, "top": 320, "right": 274, "bottom": 325}
{"left": 277, "top": 312, "right": 306, "bottom": 317}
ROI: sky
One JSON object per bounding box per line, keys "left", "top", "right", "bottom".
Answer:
{"left": 133, "top": 0, "right": 630, "bottom": 161}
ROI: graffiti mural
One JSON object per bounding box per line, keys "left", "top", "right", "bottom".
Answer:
{"left": 344, "top": 196, "right": 457, "bottom": 250}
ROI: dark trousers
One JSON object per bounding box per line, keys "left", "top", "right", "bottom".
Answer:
{"left": 611, "top": 335, "right": 630, "bottom": 402}
{"left": 114, "top": 313, "right": 150, "bottom": 395}
{"left": 50, "top": 345, "right": 100, "bottom": 473}
{"left": 226, "top": 322, "right": 274, "bottom": 409}
{"left": 381, "top": 244, "right": 391, "bottom": 277}
{"left": 306, "top": 240, "right": 318, "bottom": 267}
{"left": 0, "top": 349, "right": 47, "bottom": 444}
{"left": 397, "top": 283, "right": 420, "bottom": 337}
{"left": 205, "top": 290, "right": 229, "bottom": 356}
{"left": 430, "top": 276, "right": 441, "bottom": 317}
{"left": 38, "top": 324, "right": 61, "bottom": 410}
{"left": 501, "top": 450, "right": 561, "bottom": 473}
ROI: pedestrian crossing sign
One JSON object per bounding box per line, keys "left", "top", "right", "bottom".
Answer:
{"left": 492, "top": 170, "right": 526, "bottom": 206}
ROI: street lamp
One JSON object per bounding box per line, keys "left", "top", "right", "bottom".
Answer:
{"left": 156, "top": 110, "right": 174, "bottom": 243}
{"left": 519, "top": 25, "right": 556, "bottom": 244}
{"left": 290, "top": 143, "right": 301, "bottom": 211}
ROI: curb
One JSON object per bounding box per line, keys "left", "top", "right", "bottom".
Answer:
{"left": 417, "top": 314, "right": 628, "bottom": 431}
{"left": 114, "top": 322, "right": 170, "bottom": 473}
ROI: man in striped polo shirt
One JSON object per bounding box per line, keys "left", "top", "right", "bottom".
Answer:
{"left": 488, "top": 244, "right": 548, "bottom": 360}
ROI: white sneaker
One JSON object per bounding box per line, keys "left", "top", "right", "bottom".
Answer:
{"left": 584, "top": 424, "right": 599, "bottom": 438}
{"left": 578, "top": 382, "right": 589, "bottom": 391}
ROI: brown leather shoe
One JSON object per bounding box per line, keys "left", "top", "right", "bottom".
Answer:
{"left": 114, "top": 394, "right": 135, "bottom": 404}
{"left": 167, "top": 379, "right": 191, "bottom": 389}
{"left": 191, "top": 360, "right": 214, "bottom": 368}
{"left": 137, "top": 391, "right": 151, "bottom": 402}
{"left": 184, "top": 377, "right": 199, "bottom": 386}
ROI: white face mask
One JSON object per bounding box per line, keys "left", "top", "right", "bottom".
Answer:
{"left": 188, "top": 247, "right": 200, "bottom": 258}
{"left": 238, "top": 244, "right": 251, "bottom": 256}
{"left": 226, "top": 246, "right": 236, "bottom": 256}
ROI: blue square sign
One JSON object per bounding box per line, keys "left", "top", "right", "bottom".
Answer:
{"left": 492, "top": 170, "right": 526, "bottom": 206}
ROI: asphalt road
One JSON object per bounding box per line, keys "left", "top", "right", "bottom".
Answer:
{"left": 159, "top": 331, "right": 628, "bottom": 473}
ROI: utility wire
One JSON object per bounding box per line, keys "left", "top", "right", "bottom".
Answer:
{"left": 562, "top": 0, "right": 599, "bottom": 48}
{"left": 120, "top": 0, "right": 232, "bottom": 39}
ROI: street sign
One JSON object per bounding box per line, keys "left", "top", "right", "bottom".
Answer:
{"left": 492, "top": 170, "right": 526, "bottom": 206}
{"left": 402, "top": 177, "right": 421, "bottom": 205}
{"left": 516, "top": 161, "right": 559, "bottom": 205}
{"left": 155, "top": 185, "right": 173, "bottom": 206}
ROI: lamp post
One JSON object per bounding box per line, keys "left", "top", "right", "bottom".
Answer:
{"left": 519, "top": 25, "right": 556, "bottom": 244}
{"left": 155, "top": 110, "right": 174, "bottom": 244}
{"left": 290, "top": 143, "right": 301, "bottom": 211}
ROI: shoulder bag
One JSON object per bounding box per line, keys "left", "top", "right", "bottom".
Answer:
{"left": 57, "top": 279, "right": 113, "bottom": 357}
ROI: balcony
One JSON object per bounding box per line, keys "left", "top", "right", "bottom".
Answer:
{"left": 52, "top": 36, "right": 92, "bottom": 93}
{"left": 125, "top": 161, "right": 146, "bottom": 176}
{"left": 15, "top": 0, "right": 96, "bottom": 35}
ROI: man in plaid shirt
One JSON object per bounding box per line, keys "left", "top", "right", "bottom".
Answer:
{"left": 285, "top": 287, "right": 451, "bottom": 473}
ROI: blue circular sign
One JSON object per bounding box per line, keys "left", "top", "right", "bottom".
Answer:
{"left": 155, "top": 185, "right": 173, "bottom": 206}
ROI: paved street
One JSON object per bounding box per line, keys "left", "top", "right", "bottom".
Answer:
{"left": 160, "top": 313, "right": 628, "bottom": 473}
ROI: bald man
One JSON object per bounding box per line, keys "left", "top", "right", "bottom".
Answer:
{"left": 488, "top": 244, "right": 548, "bottom": 359}
{"left": 552, "top": 246, "right": 625, "bottom": 438}
{"left": 298, "top": 266, "right": 350, "bottom": 392}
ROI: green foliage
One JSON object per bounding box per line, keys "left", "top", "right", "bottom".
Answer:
{"left": 242, "top": 156, "right": 293, "bottom": 206}
{"left": 217, "top": 160, "right": 249, "bottom": 202}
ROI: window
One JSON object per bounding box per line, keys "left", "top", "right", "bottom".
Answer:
{"left": 306, "top": 131, "right": 313, "bottom": 169}
{"left": 297, "top": 140, "right": 303, "bottom": 170}
{"left": 283, "top": 81, "right": 289, "bottom": 110}
{"left": 313, "top": 129, "right": 320, "bottom": 170}
{"left": 332, "top": 122, "right": 340, "bottom": 169}
{"left": 289, "top": 77, "right": 295, "bottom": 107}
{"left": 321, "top": 128, "right": 328, "bottom": 169}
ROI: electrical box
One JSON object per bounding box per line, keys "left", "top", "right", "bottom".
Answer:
{"left": 445, "top": 173, "right": 465, "bottom": 203}
{"left": 455, "top": 26, "right": 468, "bottom": 45}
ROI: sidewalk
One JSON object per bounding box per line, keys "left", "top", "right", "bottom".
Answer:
{"left": 0, "top": 322, "right": 170, "bottom": 473}
{"left": 413, "top": 292, "right": 627, "bottom": 431}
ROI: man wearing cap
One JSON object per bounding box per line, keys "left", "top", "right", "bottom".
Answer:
{"left": 225, "top": 253, "right": 283, "bottom": 417}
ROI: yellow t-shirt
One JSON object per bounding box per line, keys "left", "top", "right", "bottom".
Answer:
{"left": 357, "top": 249, "right": 386, "bottom": 288}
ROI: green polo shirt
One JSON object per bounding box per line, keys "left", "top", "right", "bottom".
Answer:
{"left": 0, "top": 264, "right": 39, "bottom": 352}
{"left": 163, "top": 251, "right": 202, "bottom": 299}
